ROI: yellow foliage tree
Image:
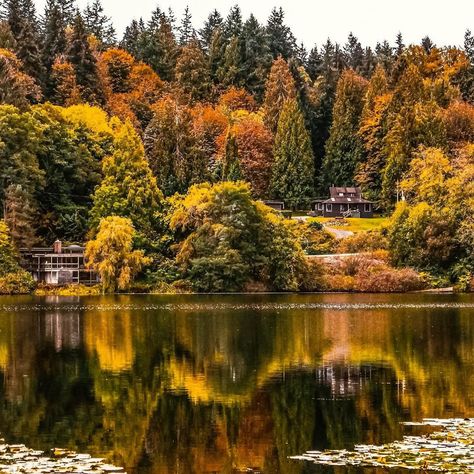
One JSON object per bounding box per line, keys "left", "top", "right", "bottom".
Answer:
{"left": 85, "top": 216, "right": 151, "bottom": 293}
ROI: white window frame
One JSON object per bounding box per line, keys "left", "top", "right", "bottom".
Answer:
{"left": 364, "top": 203, "right": 371, "bottom": 212}
{"left": 340, "top": 204, "right": 347, "bottom": 211}
{"left": 326, "top": 203, "right": 332, "bottom": 212}
{"left": 318, "top": 203, "right": 324, "bottom": 211}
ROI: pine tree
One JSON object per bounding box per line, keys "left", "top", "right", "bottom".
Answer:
{"left": 83, "top": 0, "right": 116, "bottom": 48}
{"left": 208, "top": 27, "right": 227, "bottom": 89}
{"left": 395, "top": 32, "right": 405, "bottom": 56}
{"left": 200, "top": 9, "right": 223, "bottom": 51}
{"left": 421, "top": 36, "right": 435, "bottom": 54}
{"left": 266, "top": 7, "right": 296, "bottom": 60}
{"left": 67, "top": 12, "right": 104, "bottom": 104}
{"left": 263, "top": 56, "right": 297, "bottom": 133}
{"left": 459, "top": 29, "right": 474, "bottom": 103}
{"left": 323, "top": 69, "right": 368, "bottom": 187}
{"left": 178, "top": 6, "right": 194, "bottom": 45}
{"left": 56, "top": 0, "right": 76, "bottom": 26}
{"left": 217, "top": 35, "right": 244, "bottom": 88}
{"left": 375, "top": 40, "right": 394, "bottom": 73}
{"left": 271, "top": 99, "right": 315, "bottom": 209}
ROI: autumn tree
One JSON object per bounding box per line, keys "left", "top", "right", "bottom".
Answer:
{"left": 144, "top": 97, "right": 208, "bottom": 196}
{"left": 218, "top": 87, "right": 256, "bottom": 112}
{"left": 323, "top": 69, "right": 368, "bottom": 187}
{"left": 86, "top": 216, "right": 151, "bottom": 292}
{"left": 50, "top": 56, "right": 81, "bottom": 105}
{"left": 271, "top": 99, "right": 315, "bottom": 208}
{"left": 0, "top": 48, "right": 41, "bottom": 107}
{"left": 101, "top": 48, "right": 134, "bottom": 93}
{"left": 263, "top": 56, "right": 297, "bottom": 133}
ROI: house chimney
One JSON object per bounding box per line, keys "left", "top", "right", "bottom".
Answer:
{"left": 53, "top": 240, "right": 62, "bottom": 254}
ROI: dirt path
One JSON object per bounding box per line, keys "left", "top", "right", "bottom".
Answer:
{"left": 324, "top": 227, "right": 354, "bottom": 239}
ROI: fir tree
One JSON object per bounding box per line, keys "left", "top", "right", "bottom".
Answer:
{"left": 120, "top": 19, "right": 144, "bottom": 57}
{"left": 208, "top": 27, "right": 227, "bottom": 88}
{"left": 67, "top": 12, "right": 104, "bottom": 104}
{"left": 218, "top": 35, "right": 244, "bottom": 88}
{"left": 83, "top": 0, "right": 116, "bottom": 48}
{"left": 271, "top": 99, "right": 315, "bottom": 209}
{"left": 42, "top": 0, "right": 67, "bottom": 97}
{"left": 323, "top": 69, "right": 368, "bottom": 187}
{"left": 241, "top": 14, "right": 271, "bottom": 100}
{"left": 178, "top": 6, "right": 194, "bottom": 45}
{"left": 306, "top": 46, "right": 322, "bottom": 80}
{"left": 343, "top": 32, "right": 364, "bottom": 72}
{"left": 395, "top": 32, "right": 405, "bottom": 56}
{"left": 200, "top": 9, "right": 223, "bottom": 51}
{"left": 224, "top": 5, "right": 242, "bottom": 41}
{"left": 266, "top": 7, "right": 296, "bottom": 60}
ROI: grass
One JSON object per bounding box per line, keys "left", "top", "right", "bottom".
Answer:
{"left": 312, "top": 217, "right": 389, "bottom": 233}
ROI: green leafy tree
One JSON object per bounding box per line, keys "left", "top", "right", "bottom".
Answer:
{"left": 271, "top": 99, "right": 315, "bottom": 209}
{"left": 90, "top": 120, "right": 164, "bottom": 240}
{"left": 85, "top": 216, "right": 151, "bottom": 292}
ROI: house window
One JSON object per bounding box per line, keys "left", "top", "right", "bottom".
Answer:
{"left": 364, "top": 203, "right": 371, "bottom": 212}
{"left": 340, "top": 204, "right": 347, "bottom": 211}
{"left": 326, "top": 203, "right": 332, "bottom": 212}
{"left": 338, "top": 192, "right": 344, "bottom": 197}
{"left": 318, "top": 203, "right": 324, "bottom": 211}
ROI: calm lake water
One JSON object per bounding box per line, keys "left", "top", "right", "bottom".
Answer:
{"left": 0, "top": 293, "right": 473, "bottom": 473}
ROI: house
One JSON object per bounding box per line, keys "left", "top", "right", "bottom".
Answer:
{"left": 313, "top": 187, "right": 374, "bottom": 218}
{"left": 20, "top": 240, "right": 98, "bottom": 285}
{"left": 263, "top": 200, "right": 285, "bottom": 211}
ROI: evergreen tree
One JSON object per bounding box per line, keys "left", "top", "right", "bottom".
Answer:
{"left": 56, "top": 0, "right": 76, "bottom": 26}
{"left": 175, "top": 39, "right": 210, "bottom": 102}
{"left": 343, "top": 32, "right": 364, "bottom": 72}
{"left": 266, "top": 7, "right": 296, "bottom": 60}
{"left": 208, "top": 27, "right": 227, "bottom": 89}
{"left": 224, "top": 5, "right": 242, "bottom": 41}
{"left": 323, "top": 69, "right": 368, "bottom": 187}
{"left": 42, "top": 0, "right": 67, "bottom": 97}
{"left": 67, "top": 12, "right": 104, "bottom": 104}
{"left": 241, "top": 14, "right": 271, "bottom": 100}
{"left": 222, "top": 129, "right": 241, "bottom": 181}
{"left": 271, "top": 99, "right": 315, "bottom": 209}
{"left": 217, "top": 35, "right": 244, "bottom": 88}
{"left": 83, "top": 0, "right": 116, "bottom": 48}
{"left": 375, "top": 40, "right": 394, "bottom": 73}
{"left": 306, "top": 46, "right": 322, "bottom": 80}
{"left": 178, "top": 6, "right": 194, "bottom": 45}
{"left": 263, "top": 56, "right": 297, "bottom": 133}
{"left": 395, "top": 32, "right": 405, "bottom": 56}
{"left": 0, "top": 21, "right": 16, "bottom": 49}
{"left": 421, "top": 36, "right": 435, "bottom": 54}
{"left": 200, "top": 9, "right": 223, "bottom": 51}
{"left": 362, "top": 46, "right": 377, "bottom": 78}
{"left": 121, "top": 19, "right": 142, "bottom": 57}
{"left": 458, "top": 29, "right": 474, "bottom": 103}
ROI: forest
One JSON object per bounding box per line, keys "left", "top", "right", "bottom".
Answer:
{"left": 0, "top": 0, "right": 473, "bottom": 293}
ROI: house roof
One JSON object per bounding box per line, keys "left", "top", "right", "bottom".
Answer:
{"left": 322, "top": 197, "right": 373, "bottom": 204}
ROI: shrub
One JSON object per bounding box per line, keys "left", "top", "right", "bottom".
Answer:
{"left": 337, "top": 231, "right": 388, "bottom": 253}
{"left": 356, "top": 268, "right": 426, "bottom": 292}
{"left": 0, "top": 270, "right": 35, "bottom": 295}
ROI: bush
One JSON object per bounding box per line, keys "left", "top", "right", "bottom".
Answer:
{"left": 0, "top": 270, "right": 35, "bottom": 295}
{"left": 337, "top": 231, "right": 388, "bottom": 253}
{"left": 293, "top": 220, "right": 336, "bottom": 255}
{"left": 357, "top": 268, "right": 426, "bottom": 292}
{"left": 34, "top": 284, "right": 101, "bottom": 296}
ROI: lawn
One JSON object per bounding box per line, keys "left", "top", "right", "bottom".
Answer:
{"left": 312, "top": 216, "right": 389, "bottom": 233}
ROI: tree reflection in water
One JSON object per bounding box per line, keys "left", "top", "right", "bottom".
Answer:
{"left": 0, "top": 293, "right": 472, "bottom": 473}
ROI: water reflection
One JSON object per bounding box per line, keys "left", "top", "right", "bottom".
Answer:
{"left": 0, "top": 294, "right": 472, "bottom": 473}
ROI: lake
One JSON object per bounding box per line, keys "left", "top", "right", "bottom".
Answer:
{"left": 0, "top": 293, "right": 472, "bottom": 473}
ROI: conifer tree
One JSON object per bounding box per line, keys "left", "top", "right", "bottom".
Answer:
{"left": 222, "top": 129, "right": 241, "bottom": 181}
{"left": 218, "top": 35, "right": 244, "bottom": 88}
{"left": 343, "top": 33, "right": 364, "bottom": 72}
{"left": 271, "top": 99, "right": 315, "bottom": 209}
{"left": 395, "top": 32, "right": 405, "bottom": 56}
{"left": 175, "top": 39, "right": 210, "bottom": 102}
{"left": 208, "top": 27, "right": 227, "bottom": 89}
{"left": 323, "top": 69, "right": 368, "bottom": 187}
{"left": 263, "top": 56, "right": 297, "bottom": 133}
{"left": 178, "top": 6, "right": 194, "bottom": 45}
{"left": 224, "top": 5, "right": 242, "bottom": 41}
{"left": 241, "top": 14, "right": 271, "bottom": 100}
{"left": 83, "top": 0, "right": 116, "bottom": 48}
{"left": 67, "top": 12, "right": 104, "bottom": 104}
{"left": 306, "top": 46, "right": 321, "bottom": 80}
{"left": 56, "top": 0, "right": 76, "bottom": 26}
{"left": 266, "top": 7, "right": 296, "bottom": 60}
{"left": 200, "top": 9, "right": 223, "bottom": 51}
{"left": 42, "top": 0, "right": 67, "bottom": 98}
{"left": 120, "top": 19, "right": 144, "bottom": 58}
